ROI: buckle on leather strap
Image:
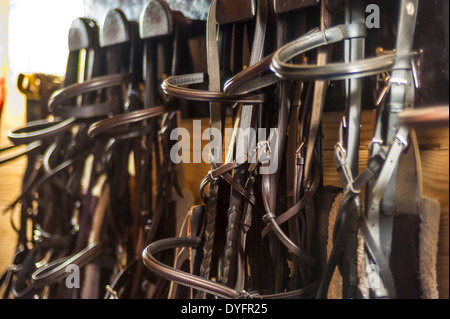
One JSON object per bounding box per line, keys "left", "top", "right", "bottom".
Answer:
{"left": 105, "top": 285, "right": 119, "bottom": 299}
{"left": 334, "top": 143, "right": 360, "bottom": 195}
{"left": 396, "top": 133, "right": 409, "bottom": 147}
{"left": 208, "top": 170, "right": 219, "bottom": 182}
{"left": 295, "top": 142, "right": 305, "bottom": 166}
{"left": 257, "top": 140, "right": 271, "bottom": 165}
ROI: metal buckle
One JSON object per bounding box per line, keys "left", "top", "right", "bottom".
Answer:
{"left": 295, "top": 142, "right": 305, "bottom": 166}
{"left": 396, "top": 132, "right": 409, "bottom": 147}
{"left": 257, "top": 140, "right": 271, "bottom": 165}
{"left": 208, "top": 170, "right": 219, "bottom": 182}
{"left": 106, "top": 285, "right": 119, "bottom": 299}
{"left": 334, "top": 143, "right": 360, "bottom": 195}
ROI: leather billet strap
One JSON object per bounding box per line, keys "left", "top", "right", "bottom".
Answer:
{"left": 7, "top": 117, "right": 76, "bottom": 146}
{"left": 48, "top": 73, "right": 136, "bottom": 119}
{"left": 271, "top": 24, "right": 415, "bottom": 81}
{"left": 258, "top": 2, "right": 318, "bottom": 288}
{"left": 302, "top": 3, "right": 332, "bottom": 276}
{"left": 203, "top": 2, "right": 268, "bottom": 291}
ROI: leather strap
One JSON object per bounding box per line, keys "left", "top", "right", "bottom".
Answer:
{"left": 143, "top": 236, "right": 321, "bottom": 299}
{"left": 339, "top": 0, "right": 365, "bottom": 299}
{"left": 0, "top": 141, "right": 42, "bottom": 165}
{"left": 222, "top": 27, "right": 328, "bottom": 95}
{"left": 144, "top": 237, "right": 243, "bottom": 299}
{"left": 87, "top": 106, "right": 167, "bottom": 139}
{"left": 397, "top": 105, "right": 449, "bottom": 128}
{"left": 195, "top": 0, "right": 222, "bottom": 296}
{"left": 11, "top": 246, "right": 41, "bottom": 299}
{"left": 48, "top": 73, "right": 136, "bottom": 119}
{"left": 31, "top": 242, "right": 104, "bottom": 288}
{"left": 316, "top": 125, "right": 409, "bottom": 298}
{"left": 11, "top": 226, "right": 75, "bottom": 298}
{"left": 104, "top": 260, "right": 138, "bottom": 299}
{"left": 222, "top": 0, "right": 268, "bottom": 289}
{"left": 7, "top": 118, "right": 76, "bottom": 146}
{"left": 271, "top": 24, "right": 416, "bottom": 81}
{"left": 162, "top": 73, "right": 266, "bottom": 103}
{"left": 364, "top": 0, "right": 419, "bottom": 299}
{"left": 224, "top": 55, "right": 276, "bottom": 95}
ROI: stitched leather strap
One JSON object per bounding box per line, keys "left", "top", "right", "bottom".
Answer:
{"left": 8, "top": 118, "right": 76, "bottom": 146}
{"left": 338, "top": 0, "right": 365, "bottom": 299}
{"left": 104, "top": 260, "right": 138, "bottom": 299}
{"left": 222, "top": 0, "right": 268, "bottom": 288}
{"left": 195, "top": 0, "right": 220, "bottom": 295}
{"left": 49, "top": 73, "right": 136, "bottom": 118}
{"left": 142, "top": 236, "right": 321, "bottom": 299}
{"left": 143, "top": 237, "right": 243, "bottom": 299}
{"left": 271, "top": 24, "right": 416, "bottom": 81}
{"left": 162, "top": 73, "right": 266, "bottom": 103}
{"left": 87, "top": 106, "right": 167, "bottom": 139}
{"left": 222, "top": 26, "right": 329, "bottom": 95}
{"left": 31, "top": 242, "right": 104, "bottom": 288}
{"left": 397, "top": 105, "right": 449, "bottom": 128}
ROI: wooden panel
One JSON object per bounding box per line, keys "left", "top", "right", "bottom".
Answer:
{"left": 323, "top": 150, "right": 369, "bottom": 187}
{"left": 178, "top": 117, "right": 233, "bottom": 204}
{"left": 416, "top": 126, "right": 449, "bottom": 150}
{"left": 322, "top": 111, "right": 449, "bottom": 151}
{"left": 322, "top": 110, "right": 375, "bottom": 151}
{"left": 437, "top": 255, "right": 449, "bottom": 299}
{"left": 0, "top": 155, "right": 24, "bottom": 273}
